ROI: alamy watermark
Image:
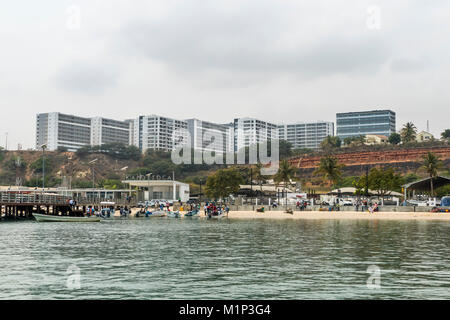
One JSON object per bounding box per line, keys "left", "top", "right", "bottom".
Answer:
{"left": 66, "top": 264, "right": 81, "bottom": 290}
{"left": 66, "top": 5, "right": 81, "bottom": 31}
{"left": 366, "top": 265, "right": 381, "bottom": 289}
{"left": 171, "top": 128, "right": 279, "bottom": 175}
{"left": 366, "top": 5, "right": 381, "bottom": 30}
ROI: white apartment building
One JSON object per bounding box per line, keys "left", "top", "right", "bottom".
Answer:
{"left": 36, "top": 113, "right": 131, "bottom": 151}
{"left": 278, "top": 121, "right": 334, "bottom": 150}
{"left": 131, "top": 115, "right": 189, "bottom": 152}
{"left": 233, "top": 118, "right": 278, "bottom": 152}
{"left": 90, "top": 117, "right": 132, "bottom": 146}
{"left": 186, "top": 119, "right": 234, "bottom": 154}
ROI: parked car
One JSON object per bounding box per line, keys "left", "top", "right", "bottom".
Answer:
{"left": 441, "top": 196, "right": 450, "bottom": 207}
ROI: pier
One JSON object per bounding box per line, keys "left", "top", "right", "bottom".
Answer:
{"left": 0, "top": 191, "right": 131, "bottom": 220}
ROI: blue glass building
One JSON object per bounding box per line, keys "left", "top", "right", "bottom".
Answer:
{"left": 336, "top": 110, "right": 396, "bottom": 139}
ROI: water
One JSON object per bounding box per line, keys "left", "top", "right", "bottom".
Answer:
{"left": 0, "top": 218, "right": 449, "bottom": 299}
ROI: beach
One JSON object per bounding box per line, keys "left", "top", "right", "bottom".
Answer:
{"left": 127, "top": 208, "right": 450, "bottom": 221}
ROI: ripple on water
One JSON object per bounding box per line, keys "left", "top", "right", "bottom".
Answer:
{"left": 0, "top": 218, "right": 449, "bottom": 299}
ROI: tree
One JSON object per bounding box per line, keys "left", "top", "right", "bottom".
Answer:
{"left": 278, "top": 140, "right": 293, "bottom": 159}
{"left": 400, "top": 122, "right": 417, "bottom": 143}
{"left": 253, "top": 162, "right": 265, "bottom": 192}
{"left": 274, "top": 160, "right": 295, "bottom": 189}
{"left": 314, "top": 155, "right": 343, "bottom": 187}
{"left": 388, "top": 133, "right": 401, "bottom": 145}
{"left": 368, "top": 167, "right": 404, "bottom": 199}
{"left": 320, "top": 136, "right": 342, "bottom": 150}
{"left": 441, "top": 129, "right": 450, "bottom": 140}
{"left": 421, "top": 152, "right": 442, "bottom": 196}
{"left": 343, "top": 135, "right": 365, "bottom": 147}
{"left": 204, "top": 168, "right": 244, "bottom": 200}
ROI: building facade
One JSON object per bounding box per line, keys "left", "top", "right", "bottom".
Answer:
{"left": 186, "top": 119, "right": 233, "bottom": 154}
{"left": 36, "top": 113, "right": 131, "bottom": 151}
{"left": 278, "top": 121, "right": 334, "bottom": 150}
{"left": 233, "top": 118, "right": 278, "bottom": 152}
{"left": 336, "top": 110, "right": 396, "bottom": 139}
{"left": 131, "top": 115, "right": 189, "bottom": 153}
{"left": 90, "top": 117, "right": 131, "bottom": 146}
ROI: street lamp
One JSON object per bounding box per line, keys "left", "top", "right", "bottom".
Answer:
{"left": 40, "top": 144, "right": 47, "bottom": 191}
{"left": 88, "top": 158, "right": 98, "bottom": 189}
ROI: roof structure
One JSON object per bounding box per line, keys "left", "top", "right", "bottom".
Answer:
{"left": 402, "top": 176, "right": 450, "bottom": 191}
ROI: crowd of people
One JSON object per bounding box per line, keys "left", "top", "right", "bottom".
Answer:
{"left": 203, "top": 202, "right": 230, "bottom": 217}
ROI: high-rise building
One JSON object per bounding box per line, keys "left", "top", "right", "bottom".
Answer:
{"left": 336, "top": 110, "right": 396, "bottom": 139}
{"left": 131, "top": 115, "right": 189, "bottom": 152}
{"left": 186, "top": 119, "right": 234, "bottom": 154}
{"left": 278, "top": 121, "right": 334, "bottom": 150}
{"left": 233, "top": 118, "right": 278, "bottom": 152}
{"left": 90, "top": 117, "right": 132, "bottom": 146}
{"left": 36, "top": 113, "right": 131, "bottom": 151}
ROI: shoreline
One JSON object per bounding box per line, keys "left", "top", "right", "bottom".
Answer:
{"left": 129, "top": 208, "right": 450, "bottom": 221}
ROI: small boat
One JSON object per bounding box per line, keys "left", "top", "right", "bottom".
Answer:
{"left": 184, "top": 210, "right": 199, "bottom": 217}
{"left": 207, "top": 212, "right": 226, "bottom": 220}
{"left": 167, "top": 211, "right": 181, "bottom": 218}
{"left": 147, "top": 210, "right": 167, "bottom": 217}
{"left": 32, "top": 213, "right": 101, "bottom": 222}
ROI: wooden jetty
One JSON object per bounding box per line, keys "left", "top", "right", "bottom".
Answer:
{"left": 0, "top": 191, "right": 132, "bottom": 220}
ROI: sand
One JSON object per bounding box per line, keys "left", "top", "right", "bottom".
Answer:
{"left": 127, "top": 207, "right": 450, "bottom": 221}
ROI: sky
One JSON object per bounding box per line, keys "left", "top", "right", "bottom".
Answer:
{"left": 1, "top": 0, "right": 449, "bottom": 149}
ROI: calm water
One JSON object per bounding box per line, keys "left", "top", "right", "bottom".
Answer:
{"left": 0, "top": 217, "right": 449, "bottom": 299}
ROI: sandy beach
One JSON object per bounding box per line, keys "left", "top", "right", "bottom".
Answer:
{"left": 128, "top": 208, "right": 450, "bottom": 221}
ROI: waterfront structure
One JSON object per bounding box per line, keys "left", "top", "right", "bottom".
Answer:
{"left": 36, "top": 113, "right": 131, "bottom": 151}
{"left": 336, "top": 110, "right": 396, "bottom": 139}
{"left": 130, "top": 115, "right": 189, "bottom": 153}
{"left": 122, "top": 179, "right": 190, "bottom": 202}
{"left": 233, "top": 118, "right": 278, "bottom": 152}
{"left": 186, "top": 118, "right": 233, "bottom": 153}
{"left": 278, "top": 121, "right": 334, "bottom": 150}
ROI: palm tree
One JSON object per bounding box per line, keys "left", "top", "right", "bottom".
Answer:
{"left": 314, "top": 155, "right": 343, "bottom": 188}
{"left": 401, "top": 122, "right": 417, "bottom": 143}
{"left": 422, "top": 152, "right": 442, "bottom": 196}
{"left": 254, "top": 162, "right": 264, "bottom": 192}
{"left": 274, "top": 160, "right": 295, "bottom": 197}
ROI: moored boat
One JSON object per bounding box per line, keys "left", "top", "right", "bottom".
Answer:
{"left": 167, "top": 211, "right": 181, "bottom": 218}
{"left": 32, "top": 213, "right": 101, "bottom": 222}
{"left": 184, "top": 210, "right": 199, "bottom": 217}
{"left": 207, "top": 212, "right": 226, "bottom": 219}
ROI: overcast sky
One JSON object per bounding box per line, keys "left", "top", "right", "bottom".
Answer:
{"left": 1, "top": 0, "right": 449, "bottom": 149}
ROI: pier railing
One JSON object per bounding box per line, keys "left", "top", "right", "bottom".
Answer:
{"left": 0, "top": 191, "right": 136, "bottom": 206}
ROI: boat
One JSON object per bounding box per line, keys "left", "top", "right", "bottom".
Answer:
{"left": 135, "top": 210, "right": 167, "bottom": 217}
{"left": 207, "top": 212, "right": 227, "bottom": 219}
{"left": 184, "top": 210, "right": 199, "bottom": 217}
{"left": 32, "top": 213, "right": 101, "bottom": 222}
{"left": 167, "top": 211, "right": 181, "bottom": 218}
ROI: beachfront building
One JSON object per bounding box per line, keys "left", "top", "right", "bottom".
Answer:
{"left": 186, "top": 119, "right": 234, "bottom": 154}
{"left": 278, "top": 121, "right": 334, "bottom": 150}
{"left": 130, "top": 115, "right": 189, "bottom": 153}
{"left": 122, "top": 178, "right": 190, "bottom": 202}
{"left": 336, "top": 109, "right": 396, "bottom": 139}
{"left": 36, "top": 112, "right": 131, "bottom": 151}
{"left": 233, "top": 118, "right": 278, "bottom": 152}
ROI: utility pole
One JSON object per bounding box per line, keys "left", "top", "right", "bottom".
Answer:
{"left": 41, "top": 144, "right": 47, "bottom": 191}
{"left": 5, "top": 132, "right": 8, "bottom": 150}
{"left": 199, "top": 179, "right": 202, "bottom": 203}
